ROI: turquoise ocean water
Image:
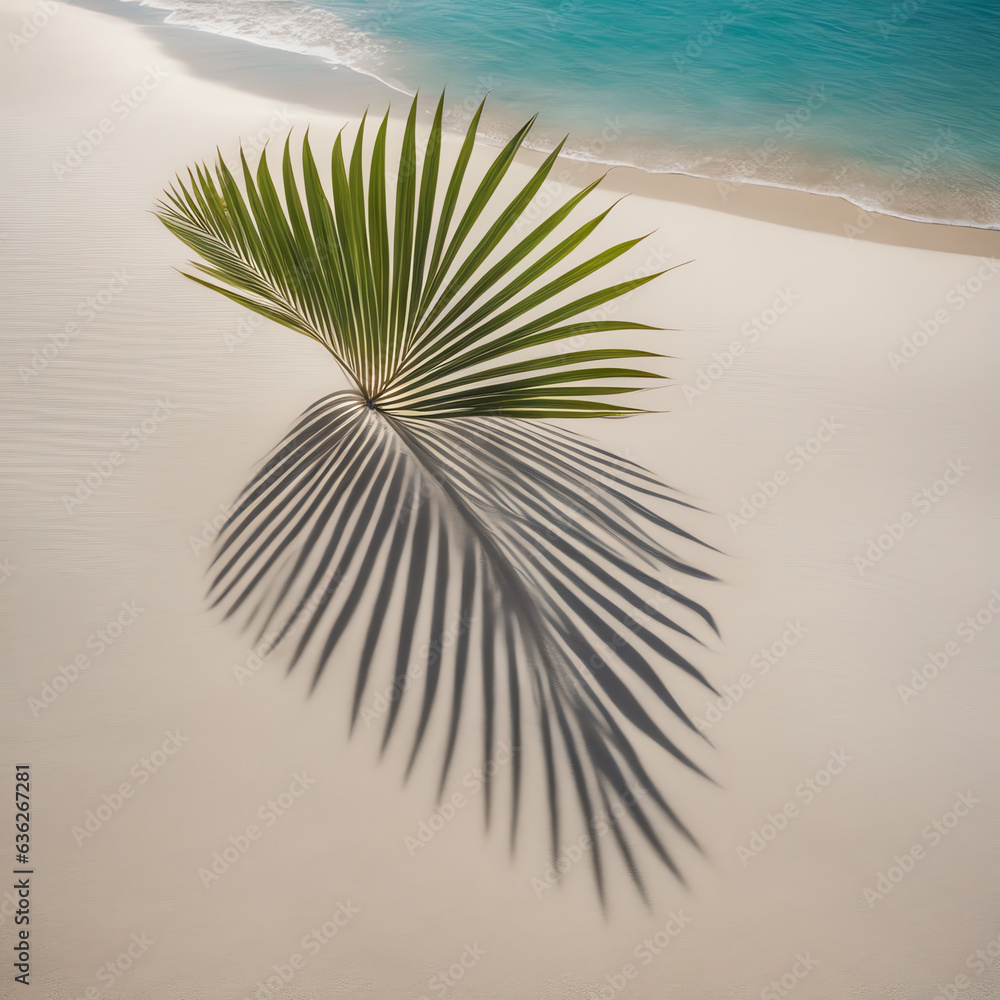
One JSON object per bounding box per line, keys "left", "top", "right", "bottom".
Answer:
{"left": 126, "top": 0, "right": 1000, "bottom": 226}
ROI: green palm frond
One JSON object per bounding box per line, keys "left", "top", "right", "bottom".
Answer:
{"left": 156, "top": 92, "right": 719, "bottom": 908}
{"left": 156, "top": 92, "right": 679, "bottom": 418}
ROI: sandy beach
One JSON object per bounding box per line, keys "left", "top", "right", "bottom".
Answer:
{"left": 2, "top": 1, "right": 1000, "bottom": 998}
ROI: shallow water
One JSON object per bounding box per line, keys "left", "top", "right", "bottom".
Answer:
{"left": 126, "top": 0, "right": 1000, "bottom": 227}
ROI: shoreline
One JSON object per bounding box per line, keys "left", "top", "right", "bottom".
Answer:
{"left": 67, "top": 0, "right": 1000, "bottom": 258}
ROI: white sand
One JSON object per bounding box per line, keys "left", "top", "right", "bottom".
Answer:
{"left": 2, "top": 2, "right": 1000, "bottom": 998}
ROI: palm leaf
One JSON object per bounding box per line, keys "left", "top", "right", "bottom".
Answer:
{"left": 156, "top": 92, "right": 718, "bottom": 907}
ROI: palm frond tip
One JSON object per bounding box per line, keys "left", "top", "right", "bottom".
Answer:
{"left": 157, "top": 92, "right": 718, "bottom": 906}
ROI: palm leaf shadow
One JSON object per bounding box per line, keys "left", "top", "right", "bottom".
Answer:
{"left": 209, "top": 391, "right": 719, "bottom": 908}
{"left": 155, "top": 89, "right": 723, "bottom": 906}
